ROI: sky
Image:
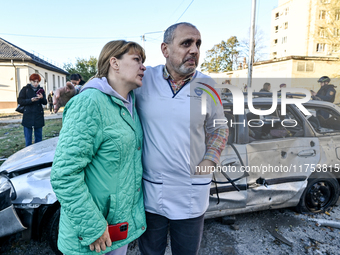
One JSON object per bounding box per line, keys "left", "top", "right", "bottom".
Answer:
{"left": 0, "top": 0, "right": 278, "bottom": 70}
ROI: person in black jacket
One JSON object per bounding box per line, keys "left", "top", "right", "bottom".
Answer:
{"left": 311, "top": 76, "right": 336, "bottom": 103}
{"left": 17, "top": 73, "right": 47, "bottom": 146}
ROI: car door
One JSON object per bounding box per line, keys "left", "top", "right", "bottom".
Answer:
{"left": 207, "top": 109, "right": 248, "bottom": 216}
{"left": 245, "top": 104, "right": 320, "bottom": 207}
{"left": 303, "top": 103, "right": 340, "bottom": 179}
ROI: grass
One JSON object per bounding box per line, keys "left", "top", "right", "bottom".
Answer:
{"left": 0, "top": 118, "right": 62, "bottom": 166}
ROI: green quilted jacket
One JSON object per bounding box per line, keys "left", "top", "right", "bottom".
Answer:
{"left": 51, "top": 88, "right": 146, "bottom": 255}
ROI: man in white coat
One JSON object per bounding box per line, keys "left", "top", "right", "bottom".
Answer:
{"left": 135, "top": 23, "right": 228, "bottom": 255}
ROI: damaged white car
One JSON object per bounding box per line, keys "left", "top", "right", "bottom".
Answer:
{"left": 0, "top": 95, "right": 339, "bottom": 254}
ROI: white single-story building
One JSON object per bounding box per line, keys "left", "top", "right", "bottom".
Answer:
{"left": 0, "top": 37, "right": 69, "bottom": 110}
{"left": 203, "top": 56, "right": 340, "bottom": 104}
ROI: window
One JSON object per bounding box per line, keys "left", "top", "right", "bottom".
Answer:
{"left": 336, "top": 9, "right": 340, "bottom": 20}
{"left": 297, "top": 62, "right": 314, "bottom": 72}
{"left": 316, "top": 43, "right": 326, "bottom": 52}
{"left": 274, "top": 39, "right": 278, "bottom": 45}
{"left": 332, "top": 44, "right": 339, "bottom": 52}
{"left": 62, "top": 77, "right": 65, "bottom": 86}
{"left": 297, "top": 62, "right": 305, "bottom": 71}
{"left": 284, "top": 22, "right": 288, "bottom": 29}
{"left": 45, "top": 72, "right": 48, "bottom": 84}
{"left": 35, "top": 70, "right": 39, "bottom": 74}
{"left": 275, "top": 12, "right": 279, "bottom": 20}
{"left": 272, "top": 52, "right": 277, "bottom": 58}
{"left": 320, "top": 10, "right": 326, "bottom": 19}
{"left": 334, "top": 28, "right": 340, "bottom": 36}
{"left": 275, "top": 26, "right": 279, "bottom": 33}
{"left": 285, "top": 7, "right": 289, "bottom": 15}
{"left": 58, "top": 76, "right": 60, "bottom": 88}
{"left": 282, "top": 36, "right": 287, "bottom": 44}
{"left": 319, "top": 28, "right": 328, "bottom": 38}
{"left": 304, "top": 106, "right": 340, "bottom": 133}
{"left": 306, "top": 62, "right": 314, "bottom": 72}
{"left": 245, "top": 105, "right": 303, "bottom": 141}
{"left": 53, "top": 75, "right": 56, "bottom": 90}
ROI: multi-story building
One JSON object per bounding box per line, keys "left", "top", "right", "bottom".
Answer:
{"left": 270, "top": 0, "right": 340, "bottom": 59}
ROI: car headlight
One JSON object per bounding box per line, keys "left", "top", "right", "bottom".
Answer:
{"left": 0, "top": 174, "right": 16, "bottom": 200}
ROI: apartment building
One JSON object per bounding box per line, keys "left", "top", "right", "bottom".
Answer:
{"left": 270, "top": 0, "right": 340, "bottom": 59}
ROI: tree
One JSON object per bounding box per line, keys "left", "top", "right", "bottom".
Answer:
{"left": 240, "top": 26, "right": 267, "bottom": 63}
{"left": 63, "top": 56, "right": 98, "bottom": 82}
{"left": 200, "top": 36, "right": 240, "bottom": 73}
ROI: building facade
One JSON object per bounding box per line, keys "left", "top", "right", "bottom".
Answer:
{"left": 270, "top": 0, "right": 340, "bottom": 59}
{"left": 204, "top": 0, "right": 340, "bottom": 104}
{"left": 0, "top": 38, "right": 69, "bottom": 110}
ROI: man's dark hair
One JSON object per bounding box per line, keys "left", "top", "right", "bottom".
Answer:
{"left": 163, "top": 22, "right": 197, "bottom": 44}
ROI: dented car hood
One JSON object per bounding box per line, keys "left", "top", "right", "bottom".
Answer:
{"left": 0, "top": 137, "right": 58, "bottom": 174}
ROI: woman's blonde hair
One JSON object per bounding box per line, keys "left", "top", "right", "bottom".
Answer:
{"left": 95, "top": 40, "right": 146, "bottom": 79}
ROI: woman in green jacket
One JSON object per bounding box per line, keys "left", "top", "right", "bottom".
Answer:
{"left": 51, "top": 40, "right": 146, "bottom": 255}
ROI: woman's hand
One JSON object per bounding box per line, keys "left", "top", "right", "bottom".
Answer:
{"left": 89, "top": 225, "right": 112, "bottom": 253}
{"left": 31, "top": 93, "right": 43, "bottom": 102}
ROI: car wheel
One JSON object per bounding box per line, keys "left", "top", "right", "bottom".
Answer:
{"left": 296, "top": 172, "right": 339, "bottom": 214}
{"left": 47, "top": 208, "right": 62, "bottom": 255}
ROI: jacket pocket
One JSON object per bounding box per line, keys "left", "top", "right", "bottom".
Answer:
{"left": 106, "top": 194, "right": 117, "bottom": 224}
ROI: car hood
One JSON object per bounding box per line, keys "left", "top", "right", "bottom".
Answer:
{"left": 0, "top": 137, "right": 58, "bottom": 174}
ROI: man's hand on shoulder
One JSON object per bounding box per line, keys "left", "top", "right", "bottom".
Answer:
{"left": 53, "top": 82, "right": 76, "bottom": 113}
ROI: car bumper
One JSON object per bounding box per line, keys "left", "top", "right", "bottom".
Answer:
{"left": 0, "top": 205, "right": 26, "bottom": 238}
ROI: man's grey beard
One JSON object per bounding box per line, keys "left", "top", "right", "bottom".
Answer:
{"left": 178, "top": 63, "right": 196, "bottom": 75}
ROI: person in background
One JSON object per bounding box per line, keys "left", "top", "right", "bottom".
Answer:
{"left": 47, "top": 91, "right": 54, "bottom": 114}
{"left": 50, "top": 40, "right": 147, "bottom": 255}
{"left": 259, "top": 82, "right": 271, "bottom": 97}
{"left": 311, "top": 76, "right": 336, "bottom": 103}
{"left": 70, "top": 73, "right": 86, "bottom": 86}
{"left": 17, "top": 73, "right": 47, "bottom": 147}
{"left": 259, "top": 82, "right": 271, "bottom": 93}
{"left": 53, "top": 74, "right": 86, "bottom": 111}
{"left": 278, "top": 83, "right": 286, "bottom": 92}
{"left": 70, "top": 73, "right": 86, "bottom": 93}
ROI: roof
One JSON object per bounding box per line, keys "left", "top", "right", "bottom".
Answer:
{"left": 0, "top": 37, "right": 69, "bottom": 75}
{"left": 254, "top": 55, "right": 340, "bottom": 66}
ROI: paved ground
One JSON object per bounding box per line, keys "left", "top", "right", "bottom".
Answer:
{"left": 1, "top": 206, "right": 340, "bottom": 255}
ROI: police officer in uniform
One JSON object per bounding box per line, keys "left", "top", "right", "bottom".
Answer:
{"left": 311, "top": 76, "right": 336, "bottom": 103}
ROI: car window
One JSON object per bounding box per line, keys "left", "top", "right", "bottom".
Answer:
{"left": 304, "top": 106, "right": 340, "bottom": 133}
{"left": 245, "top": 105, "right": 304, "bottom": 141}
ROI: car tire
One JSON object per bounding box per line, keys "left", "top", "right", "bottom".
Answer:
{"left": 296, "top": 172, "right": 340, "bottom": 214}
{"left": 47, "top": 208, "right": 62, "bottom": 255}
